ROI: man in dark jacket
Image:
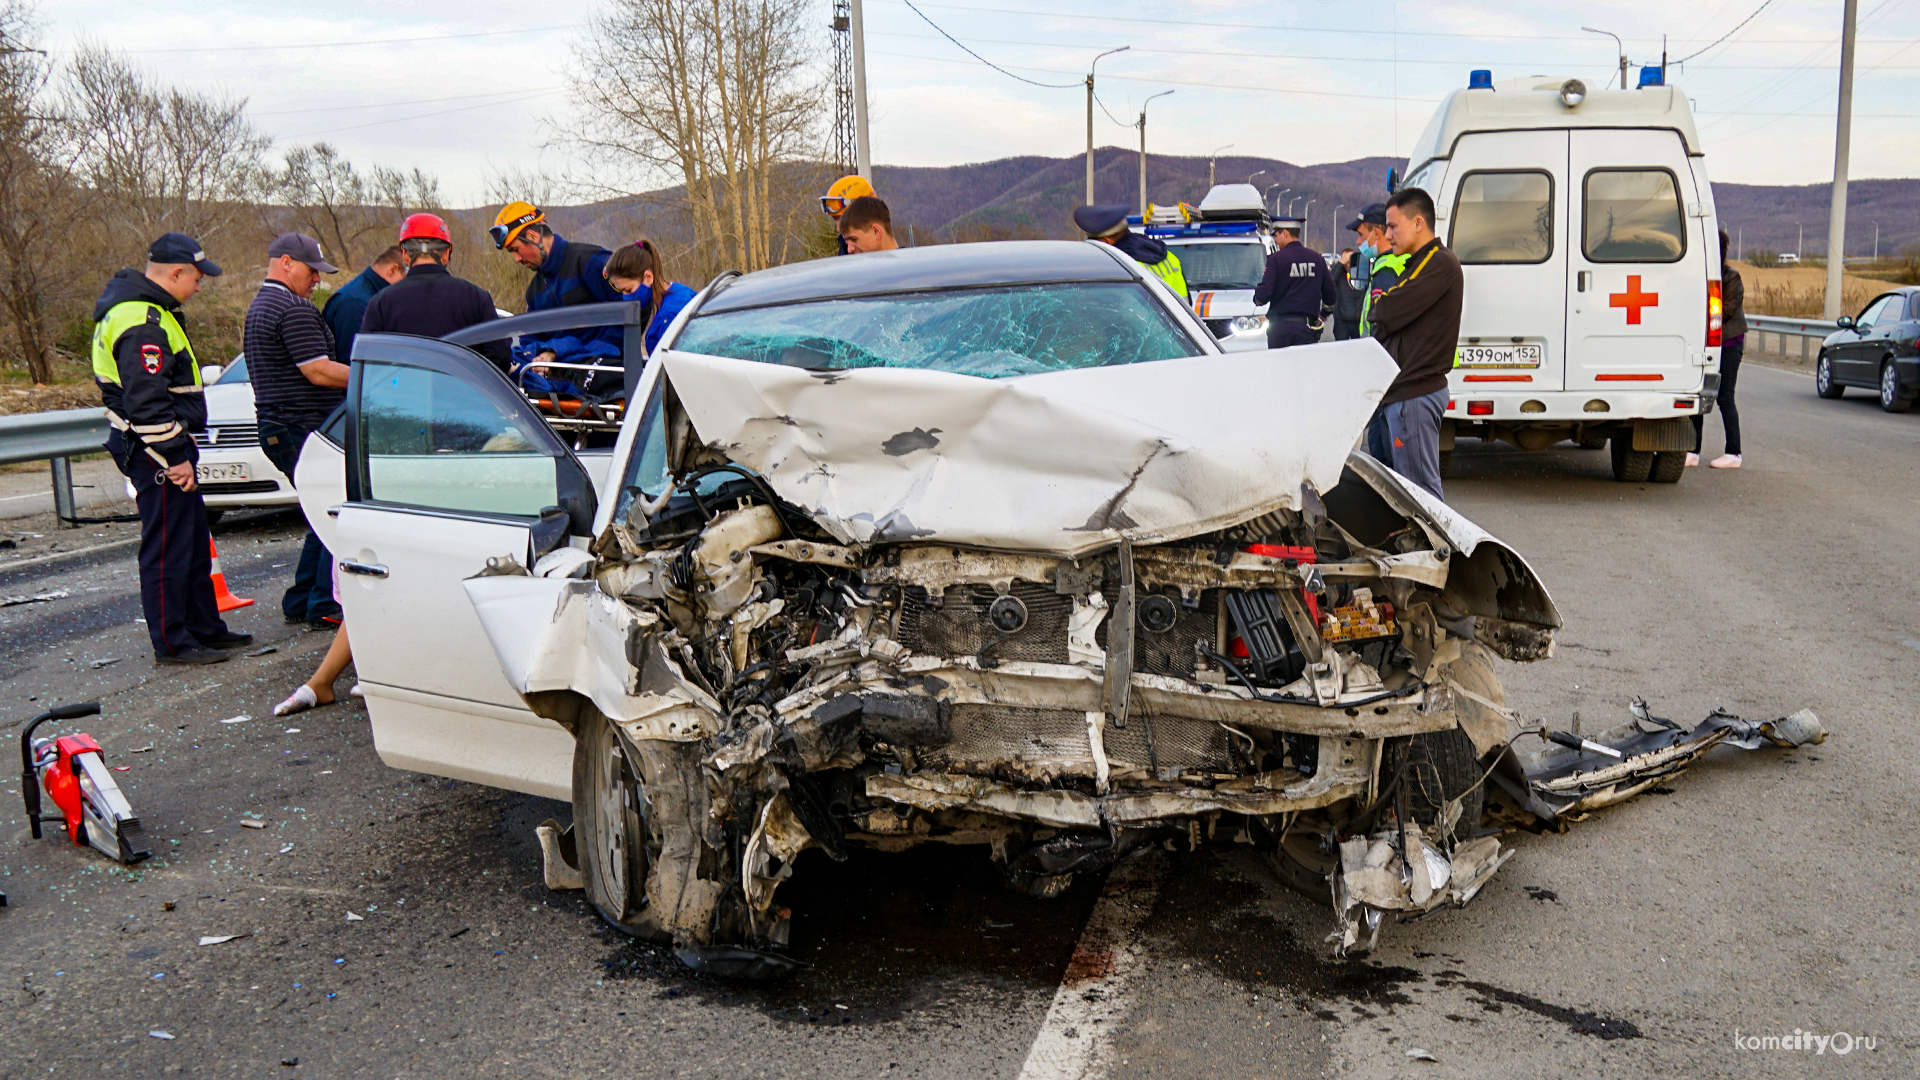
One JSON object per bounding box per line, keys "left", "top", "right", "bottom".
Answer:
{"left": 360, "top": 214, "right": 509, "bottom": 369}
{"left": 1332, "top": 248, "right": 1365, "bottom": 341}
{"left": 1251, "top": 216, "right": 1336, "bottom": 348}
{"left": 1367, "top": 187, "right": 1463, "bottom": 500}
{"left": 320, "top": 245, "right": 405, "bottom": 363}
{"left": 92, "top": 233, "right": 250, "bottom": 665}
{"left": 492, "top": 201, "right": 624, "bottom": 394}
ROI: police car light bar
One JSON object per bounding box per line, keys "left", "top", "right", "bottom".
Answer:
{"left": 1144, "top": 221, "right": 1262, "bottom": 238}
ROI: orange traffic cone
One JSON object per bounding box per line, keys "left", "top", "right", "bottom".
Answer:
{"left": 209, "top": 537, "right": 254, "bottom": 612}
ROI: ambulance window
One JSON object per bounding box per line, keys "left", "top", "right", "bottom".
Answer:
{"left": 1449, "top": 171, "right": 1553, "bottom": 264}
{"left": 1583, "top": 169, "right": 1686, "bottom": 263}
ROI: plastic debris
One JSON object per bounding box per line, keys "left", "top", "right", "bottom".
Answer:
{"left": 284, "top": 728, "right": 300, "bottom": 734}
{"left": 198, "top": 934, "right": 245, "bottom": 946}
{"left": 149, "top": 1030, "right": 174, "bottom": 1040}
{"left": 1407, "top": 1049, "right": 1439, "bottom": 1062}
{"left": 279, "top": 845, "right": 294, "bottom": 854}
{"left": 344, "top": 912, "right": 363, "bottom": 921}
{"left": 111, "top": 765, "right": 130, "bottom": 772}
{"left": 88, "top": 657, "right": 121, "bottom": 669}
{"left": 240, "top": 820, "right": 266, "bottom": 830}
{"left": 246, "top": 646, "right": 278, "bottom": 657}
{"left": 220, "top": 714, "right": 252, "bottom": 725}
{"left": 130, "top": 745, "right": 154, "bottom": 753}
{"left": 1, "top": 589, "right": 69, "bottom": 607}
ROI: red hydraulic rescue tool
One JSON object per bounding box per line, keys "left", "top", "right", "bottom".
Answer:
{"left": 19, "top": 702, "right": 150, "bottom": 869}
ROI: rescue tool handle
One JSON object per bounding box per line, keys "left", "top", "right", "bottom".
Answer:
{"left": 339, "top": 560, "right": 388, "bottom": 578}
{"left": 19, "top": 702, "right": 100, "bottom": 840}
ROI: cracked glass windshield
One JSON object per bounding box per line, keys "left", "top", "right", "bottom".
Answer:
{"left": 1160, "top": 240, "right": 1266, "bottom": 291}
{"left": 672, "top": 280, "right": 1200, "bottom": 377}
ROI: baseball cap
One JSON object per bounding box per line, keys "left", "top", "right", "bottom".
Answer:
{"left": 1345, "top": 203, "right": 1388, "bottom": 231}
{"left": 147, "top": 233, "right": 223, "bottom": 276}
{"left": 267, "top": 232, "right": 340, "bottom": 274}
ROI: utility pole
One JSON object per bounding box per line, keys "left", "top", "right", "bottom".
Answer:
{"left": 1333, "top": 205, "right": 1344, "bottom": 250}
{"left": 1087, "top": 47, "right": 1130, "bottom": 204}
{"left": 1874, "top": 221, "right": 1880, "bottom": 260}
{"left": 1797, "top": 222, "right": 1804, "bottom": 257}
{"left": 1582, "top": 27, "right": 1630, "bottom": 90}
{"left": 851, "top": 0, "right": 871, "bottom": 179}
{"left": 1824, "top": 0, "right": 1858, "bottom": 316}
{"left": 1208, "top": 144, "right": 1233, "bottom": 188}
{"left": 1137, "top": 90, "right": 1174, "bottom": 215}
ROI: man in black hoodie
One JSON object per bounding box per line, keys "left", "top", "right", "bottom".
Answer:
{"left": 92, "top": 233, "right": 251, "bottom": 665}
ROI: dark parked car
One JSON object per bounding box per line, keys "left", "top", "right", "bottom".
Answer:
{"left": 1817, "top": 285, "right": 1920, "bottom": 412}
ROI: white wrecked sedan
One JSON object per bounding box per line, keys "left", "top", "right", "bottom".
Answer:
{"left": 298, "top": 241, "right": 1571, "bottom": 976}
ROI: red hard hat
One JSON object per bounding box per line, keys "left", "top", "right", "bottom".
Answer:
{"left": 399, "top": 213, "right": 451, "bottom": 244}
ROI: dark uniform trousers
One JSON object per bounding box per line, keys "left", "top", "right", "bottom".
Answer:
{"left": 1267, "top": 317, "right": 1321, "bottom": 349}
{"left": 258, "top": 418, "right": 336, "bottom": 621}
{"left": 108, "top": 430, "right": 226, "bottom": 656}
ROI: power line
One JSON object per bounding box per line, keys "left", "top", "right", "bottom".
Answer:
{"left": 897, "top": 0, "right": 1079, "bottom": 88}
{"left": 1675, "top": 0, "right": 1779, "bottom": 64}
{"left": 875, "top": 47, "right": 1440, "bottom": 103}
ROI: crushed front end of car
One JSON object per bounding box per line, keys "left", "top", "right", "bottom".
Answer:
{"left": 470, "top": 343, "right": 1572, "bottom": 975}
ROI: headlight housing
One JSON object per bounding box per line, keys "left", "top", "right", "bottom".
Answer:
{"left": 1230, "top": 315, "right": 1268, "bottom": 334}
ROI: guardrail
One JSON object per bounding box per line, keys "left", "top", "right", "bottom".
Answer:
{"left": 1746, "top": 315, "right": 1839, "bottom": 362}
{"left": 0, "top": 407, "right": 110, "bottom": 526}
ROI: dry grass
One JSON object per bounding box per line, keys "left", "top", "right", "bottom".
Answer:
{"left": 1733, "top": 261, "right": 1888, "bottom": 318}
{"left": 0, "top": 382, "right": 100, "bottom": 415}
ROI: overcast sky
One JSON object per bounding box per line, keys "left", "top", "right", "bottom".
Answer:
{"left": 42, "top": 0, "right": 1920, "bottom": 206}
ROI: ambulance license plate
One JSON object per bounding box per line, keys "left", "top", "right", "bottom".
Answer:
{"left": 1458, "top": 344, "right": 1542, "bottom": 367}
{"left": 195, "top": 462, "right": 249, "bottom": 483}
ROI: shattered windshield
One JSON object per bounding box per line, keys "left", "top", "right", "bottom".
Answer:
{"left": 1161, "top": 241, "right": 1266, "bottom": 291}
{"left": 673, "top": 281, "right": 1201, "bottom": 377}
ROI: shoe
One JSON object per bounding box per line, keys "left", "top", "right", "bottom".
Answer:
{"left": 155, "top": 646, "right": 234, "bottom": 666}
{"left": 1685, "top": 452, "right": 1700, "bottom": 467}
{"left": 197, "top": 630, "right": 254, "bottom": 649}
{"left": 306, "top": 614, "right": 342, "bottom": 631}
{"left": 1709, "top": 453, "right": 1742, "bottom": 469}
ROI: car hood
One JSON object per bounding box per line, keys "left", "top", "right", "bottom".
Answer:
{"left": 657, "top": 339, "right": 1397, "bottom": 558}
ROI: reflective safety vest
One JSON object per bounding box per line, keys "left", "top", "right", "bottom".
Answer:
{"left": 91, "top": 301, "right": 201, "bottom": 389}
{"left": 1146, "top": 250, "right": 1188, "bottom": 299}
{"left": 1357, "top": 252, "right": 1411, "bottom": 338}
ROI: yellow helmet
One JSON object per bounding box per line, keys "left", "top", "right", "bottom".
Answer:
{"left": 820, "top": 175, "right": 876, "bottom": 218}
{"left": 490, "top": 201, "right": 545, "bottom": 249}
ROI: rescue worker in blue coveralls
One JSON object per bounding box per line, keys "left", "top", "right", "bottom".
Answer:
{"left": 92, "top": 234, "right": 250, "bottom": 666}
{"left": 1073, "top": 205, "right": 1189, "bottom": 298}
{"left": 1251, "top": 215, "right": 1335, "bottom": 348}
{"left": 492, "top": 201, "right": 626, "bottom": 398}
{"left": 319, "top": 244, "right": 406, "bottom": 364}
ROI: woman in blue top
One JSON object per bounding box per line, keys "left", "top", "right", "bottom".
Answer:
{"left": 604, "top": 237, "right": 697, "bottom": 356}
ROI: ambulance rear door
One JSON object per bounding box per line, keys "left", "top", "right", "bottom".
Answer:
{"left": 1441, "top": 130, "right": 1570, "bottom": 392}
{"left": 1565, "top": 130, "right": 1705, "bottom": 393}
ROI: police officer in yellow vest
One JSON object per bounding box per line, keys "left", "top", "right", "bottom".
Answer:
{"left": 93, "top": 233, "right": 251, "bottom": 665}
{"left": 1073, "top": 204, "right": 1188, "bottom": 299}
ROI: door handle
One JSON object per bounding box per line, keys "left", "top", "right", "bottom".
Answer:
{"left": 1577, "top": 271, "right": 1591, "bottom": 292}
{"left": 339, "top": 560, "right": 388, "bottom": 578}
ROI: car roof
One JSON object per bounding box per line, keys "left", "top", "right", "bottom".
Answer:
{"left": 697, "top": 240, "right": 1137, "bottom": 314}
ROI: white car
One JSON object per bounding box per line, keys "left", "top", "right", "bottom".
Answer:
{"left": 189, "top": 356, "right": 299, "bottom": 519}
{"left": 282, "top": 243, "right": 1856, "bottom": 980}
{"left": 1150, "top": 184, "right": 1279, "bottom": 353}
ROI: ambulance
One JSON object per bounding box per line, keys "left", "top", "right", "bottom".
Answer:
{"left": 1139, "top": 184, "right": 1277, "bottom": 353}
{"left": 1398, "top": 67, "right": 1722, "bottom": 483}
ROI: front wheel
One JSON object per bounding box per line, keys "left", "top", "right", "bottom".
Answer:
{"left": 1816, "top": 352, "right": 1845, "bottom": 398}
{"left": 572, "top": 709, "right": 663, "bottom": 939}
{"left": 1610, "top": 437, "right": 1654, "bottom": 482}
{"left": 1880, "top": 360, "right": 1914, "bottom": 413}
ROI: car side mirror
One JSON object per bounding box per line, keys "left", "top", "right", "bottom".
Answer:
{"left": 1835, "top": 316, "right": 1854, "bottom": 330}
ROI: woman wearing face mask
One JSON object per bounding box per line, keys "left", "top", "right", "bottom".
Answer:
{"left": 603, "top": 237, "right": 697, "bottom": 357}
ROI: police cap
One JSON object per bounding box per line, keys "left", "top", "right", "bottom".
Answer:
{"left": 1345, "top": 202, "right": 1388, "bottom": 230}
{"left": 1072, "top": 204, "right": 1132, "bottom": 239}
{"left": 1272, "top": 216, "right": 1305, "bottom": 236}
{"left": 147, "top": 232, "right": 223, "bottom": 276}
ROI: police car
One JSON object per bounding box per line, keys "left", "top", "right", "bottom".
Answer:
{"left": 1400, "top": 67, "right": 1722, "bottom": 483}
{"left": 1140, "top": 184, "right": 1276, "bottom": 353}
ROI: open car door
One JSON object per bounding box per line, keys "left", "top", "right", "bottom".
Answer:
{"left": 330, "top": 333, "right": 597, "bottom": 800}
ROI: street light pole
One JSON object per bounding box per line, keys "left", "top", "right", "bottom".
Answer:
{"left": 1798, "top": 222, "right": 1804, "bottom": 259}
{"left": 1208, "top": 144, "right": 1233, "bottom": 188}
{"left": 1087, "top": 46, "right": 1130, "bottom": 204}
{"left": 1303, "top": 198, "right": 1317, "bottom": 243}
{"left": 1137, "top": 90, "right": 1174, "bottom": 215}
{"left": 1333, "top": 205, "right": 1343, "bottom": 251}
{"left": 1582, "top": 27, "right": 1630, "bottom": 90}
{"left": 851, "top": 0, "right": 871, "bottom": 178}
{"left": 1823, "top": 0, "right": 1858, "bottom": 317}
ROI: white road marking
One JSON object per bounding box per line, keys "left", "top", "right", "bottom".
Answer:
{"left": 1016, "top": 850, "right": 1163, "bottom": 1080}
{"left": 0, "top": 492, "right": 48, "bottom": 502}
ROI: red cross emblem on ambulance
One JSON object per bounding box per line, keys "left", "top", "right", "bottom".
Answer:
{"left": 1608, "top": 276, "right": 1659, "bottom": 324}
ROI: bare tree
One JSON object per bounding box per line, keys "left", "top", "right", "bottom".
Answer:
{"left": 566, "top": 0, "right": 823, "bottom": 280}
{"left": 0, "top": 1, "right": 96, "bottom": 384}
{"left": 276, "top": 142, "right": 440, "bottom": 272}
{"left": 63, "top": 43, "right": 270, "bottom": 247}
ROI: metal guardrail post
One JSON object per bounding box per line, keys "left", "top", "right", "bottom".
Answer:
{"left": 50, "top": 456, "right": 75, "bottom": 527}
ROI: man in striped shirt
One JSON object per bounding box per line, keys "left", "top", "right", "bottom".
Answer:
{"left": 245, "top": 233, "right": 348, "bottom": 627}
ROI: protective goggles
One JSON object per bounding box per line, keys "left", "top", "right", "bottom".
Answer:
{"left": 820, "top": 196, "right": 851, "bottom": 217}
{"left": 489, "top": 212, "right": 542, "bottom": 249}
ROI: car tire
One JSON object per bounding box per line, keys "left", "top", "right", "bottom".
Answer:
{"left": 1880, "top": 359, "right": 1914, "bottom": 413}
{"left": 204, "top": 509, "right": 224, "bottom": 526}
{"left": 1380, "top": 726, "right": 1485, "bottom": 845}
{"left": 1648, "top": 450, "right": 1687, "bottom": 483}
{"left": 572, "top": 709, "right": 665, "bottom": 941}
{"left": 1816, "top": 352, "right": 1845, "bottom": 398}
{"left": 1610, "top": 437, "right": 1654, "bottom": 482}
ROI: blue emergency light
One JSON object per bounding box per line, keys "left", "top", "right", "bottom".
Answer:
{"left": 1637, "top": 65, "right": 1664, "bottom": 88}
{"left": 1144, "top": 221, "right": 1261, "bottom": 239}
{"left": 1468, "top": 69, "right": 1493, "bottom": 89}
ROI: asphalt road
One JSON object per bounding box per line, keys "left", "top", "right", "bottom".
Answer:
{"left": 1, "top": 360, "right": 1913, "bottom": 1078}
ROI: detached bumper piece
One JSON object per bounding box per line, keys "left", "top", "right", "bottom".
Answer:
{"left": 1329, "top": 699, "right": 1826, "bottom": 957}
